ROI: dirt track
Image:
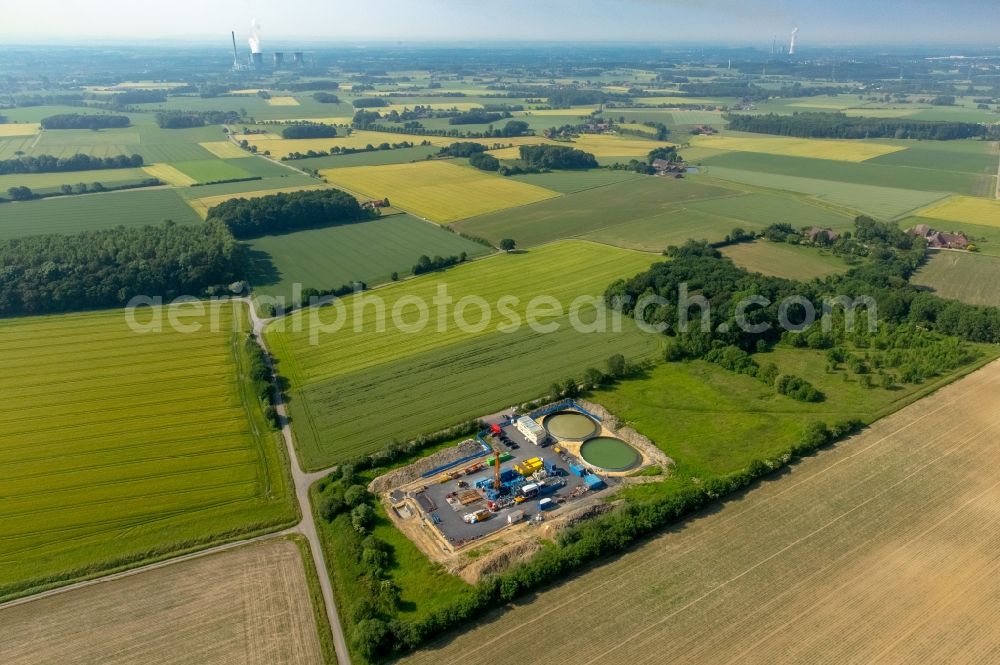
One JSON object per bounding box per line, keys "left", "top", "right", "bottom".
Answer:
{"left": 0, "top": 539, "right": 323, "bottom": 665}
{"left": 399, "top": 358, "right": 1000, "bottom": 665}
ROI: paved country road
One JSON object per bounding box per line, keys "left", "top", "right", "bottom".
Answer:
{"left": 247, "top": 297, "right": 351, "bottom": 665}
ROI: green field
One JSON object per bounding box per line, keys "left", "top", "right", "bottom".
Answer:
{"left": 136, "top": 94, "right": 350, "bottom": 121}
{"left": 700, "top": 167, "right": 948, "bottom": 219}
{"left": 508, "top": 169, "right": 642, "bottom": 194}
{"left": 699, "top": 150, "right": 993, "bottom": 196}
{"left": 265, "top": 241, "right": 663, "bottom": 468}
{"left": 0, "top": 121, "right": 253, "bottom": 164}
{"left": 582, "top": 193, "right": 854, "bottom": 252}
{"left": 176, "top": 173, "right": 318, "bottom": 200}
{"left": 248, "top": 215, "right": 493, "bottom": 303}
{"left": 0, "top": 167, "right": 153, "bottom": 194}
{"left": 720, "top": 241, "right": 852, "bottom": 280}
{"left": 172, "top": 159, "right": 254, "bottom": 183}
{"left": 0, "top": 124, "right": 225, "bottom": 163}
{"left": 911, "top": 250, "right": 1000, "bottom": 307}
{"left": 593, "top": 345, "right": 996, "bottom": 478}
{"left": 453, "top": 177, "right": 737, "bottom": 247}
{"left": 292, "top": 145, "right": 440, "bottom": 170}
{"left": 0, "top": 302, "right": 295, "bottom": 601}
{"left": 456, "top": 177, "right": 852, "bottom": 252}
{"left": 866, "top": 139, "right": 999, "bottom": 176}
{"left": 0, "top": 188, "right": 201, "bottom": 239}
{"left": 219, "top": 156, "right": 294, "bottom": 178}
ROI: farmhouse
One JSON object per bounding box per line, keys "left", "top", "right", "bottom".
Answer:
{"left": 652, "top": 158, "right": 687, "bottom": 174}
{"left": 906, "top": 223, "right": 970, "bottom": 249}
{"left": 806, "top": 226, "right": 839, "bottom": 244}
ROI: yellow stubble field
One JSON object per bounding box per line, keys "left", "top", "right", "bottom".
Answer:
{"left": 690, "top": 134, "right": 905, "bottom": 162}
{"left": 320, "top": 160, "right": 559, "bottom": 222}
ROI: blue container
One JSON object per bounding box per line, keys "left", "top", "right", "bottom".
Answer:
{"left": 500, "top": 469, "right": 518, "bottom": 482}
{"left": 583, "top": 474, "right": 606, "bottom": 490}
{"left": 570, "top": 464, "right": 585, "bottom": 477}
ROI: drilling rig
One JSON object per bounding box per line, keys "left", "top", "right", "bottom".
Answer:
{"left": 493, "top": 448, "right": 502, "bottom": 490}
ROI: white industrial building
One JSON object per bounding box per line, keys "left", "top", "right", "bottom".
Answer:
{"left": 515, "top": 416, "right": 547, "bottom": 445}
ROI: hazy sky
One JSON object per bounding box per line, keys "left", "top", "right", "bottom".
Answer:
{"left": 2, "top": 0, "right": 999, "bottom": 45}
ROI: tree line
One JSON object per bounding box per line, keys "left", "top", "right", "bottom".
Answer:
{"left": 447, "top": 110, "right": 510, "bottom": 125}
{"left": 0, "top": 221, "right": 243, "bottom": 317}
{"left": 519, "top": 144, "right": 598, "bottom": 169}
{"left": 0, "top": 153, "right": 143, "bottom": 175}
{"left": 724, "top": 111, "right": 987, "bottom": 140}
{"left": 40, "top": 114, "right": 130, "bottom": 130}
{"left": 281, "top": 123, "right": 337, "bottom": 139}
{"left": 352, "top": 98, "right": 389, "bottom": 108}
{"left": 154, "top": 110, "right": 240, "bottom": 128}
{"left": 312, "top": 92, "right": 341, "bottom": 104}
{"left": 412, "top": 252, "right": 468, "bottom": 275}
{"left": 4, "top": 178, "right": 161, "bottom": 203}
{"left": 206, "top": 188, "right": 377, "bottom": 239}
{"left": 606, "top": 219, "right": 1000, "bottom": 359}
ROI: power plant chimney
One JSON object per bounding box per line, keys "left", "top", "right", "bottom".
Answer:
{"left": 231, "top": 31, "right": 239, "bottom": 69}
{"left": 788, "top": 26, "right": 799, "bottom": 56}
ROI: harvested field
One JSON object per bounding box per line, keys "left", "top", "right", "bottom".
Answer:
{"left": 0, "top": 539, "right": 324, "bottom": 665}
{"left": 319, "top": 161, "right": 559, "bottom": 223}
{"left": 566, "top": 134, "right": 673, "bottom": 157}
{"left": 487, "top": 134, "right": 670, "bottom": 159}
{"left": 248, "top": 132, "right": 542, "bottom": 159}
{"left": 245, "top": 131, "right": 450, "bottom": 158}
{"left": 691, "top": 134, "right": 904, "bottom": 162}
{"left": 142, "top": 163, "right": 197, "bottom": 186}
{"left": 0, "top": 123, "right": 41, "bottom": 137}
{"left": 916, "top": 195, "right": 1000, "bottom": 228}
{"left": 199, "top": 140, "right": 252, "bottom": 159}
{"left": 189, "top": 183, "right": 332, "bottom": 218}
{"left": 400, "top": 359, "right": 1000, "bottom": 665}
{"left": 266, "top": 96, "right": 301, "bottom": 106}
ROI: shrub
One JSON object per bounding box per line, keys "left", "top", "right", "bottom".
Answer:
{"left": 344, "top": 484, "right": 369, "bottom": 508}
{"left": 351, "top": 504, "right": 375, "bottom": 533}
